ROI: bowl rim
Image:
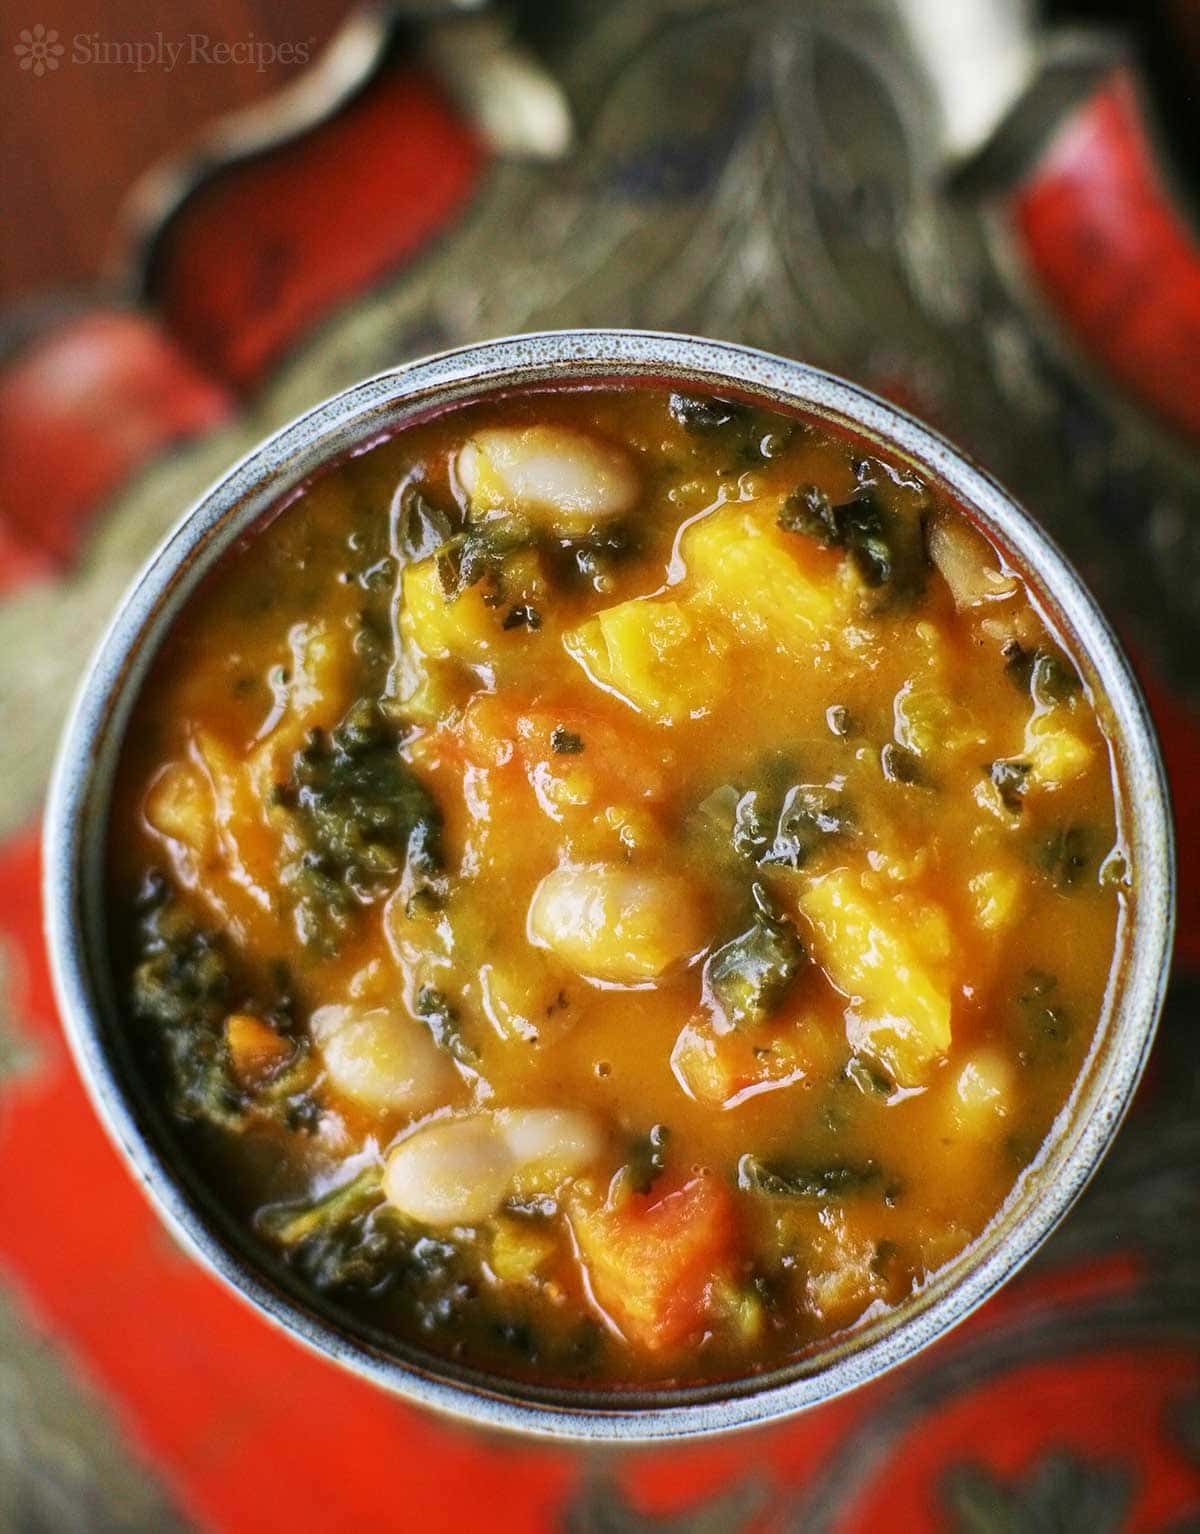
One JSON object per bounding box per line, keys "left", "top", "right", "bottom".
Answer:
{"left": 43, "top": 328, "right": 1176, "bottom": 1441}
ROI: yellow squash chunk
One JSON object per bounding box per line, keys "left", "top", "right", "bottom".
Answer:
{"left": 805, "top": 1223, "right": 890, "bottom": 1330}
{"left": 945, "top": 1049, "right": 1015, "bottom": 1137}
{"left": 401, "top": 558, "right": 501, "bottom": 661}
{"left": 225, "top": 1012, "right": 292, "bottom": 1088}
{"left": 1024, "top": 711, "right": 1094, "bottom": 789}
{"left": 798, "top": 869, "right": 952, "bottom": 1086}
{"left": 671, "top": 1015, "right": 832, "bottom": 1109}
{"left": 684, "top": 507, "right": 850, "bottom": 654}
{"left": 192, "top": 727, "right": 277, "bottom": 911}
{"left": 145, "top": 760, "right": 212, "bottom": 855}
{"left": 285, "top": 618, "right": 354, "bottom": 733}
{"left": 893, "top": 677, "right": 986, "bottom": 761}
{"left": 967, "top": 865, "right": 1024, "bottom": 933}
{"left": 490, "top": 1218, "right": 557, "bottom": 1284}
{"left": 564, "top": 598, "right": 724, "bottom": 724}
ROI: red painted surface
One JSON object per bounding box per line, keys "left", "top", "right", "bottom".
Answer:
{"left": 1013, "top": 73, "right": 1200, "bottom": 446}
{"left": 149, "top": 67, "right": 484, "bottom": 391}
{"left": 0, "top": 311, "right": 231, "bottom": 570}
{"left": 845, "top": 1350, "right": 1200, "bottom": 1532}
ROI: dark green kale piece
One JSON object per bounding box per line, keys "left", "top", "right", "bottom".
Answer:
{"left": 130, "top": 877, "right": 237, "bottom": 1126}
{"left": 1037, "top": 824, "right": 1094, "bottom": 889}
{"left": 414, "top": 984, "right": 479, "bottom": 1066}
{"left": 988, "top": 758, "right": 1031, "bottom": 812}
{"left": 881, "top": 742, "right": 924, "bottom": 786}
{"left": 434, "top": 520, "right": 530, "bottom": 603}
{"left": 1016, "top": 969, "right": 1072, "bottom": 1062}
{"left": 737, "top": 1154, "right": 887, "bottom": 1202}
{"left": 259, "top": 1168, "right": 398, "bottom": 1292}
{"left": 550, "top": 726, "right": 584, "bottom": 754}
{"left": 732, "top": 781, "right": 854, "bottom": 869}
{"left": 624, "top": 1124, "right": 671, "bottom": 1196}
{"left": 778, "top": 459, "right": 927, "bottom": 599}
{"left": 130, "top": 876, "right": 312, "bottom": 1130}
{"left": 705, "top": 892, "right": 807, "bottom": 1029}
{"left": 668, "top": 393, "right": 750, "bottom": 433}
{"left": 668, "top": 392, "right": 797, "bottom": 464}
{"left": 393, "top": 483, "right": 456, "bottom": 565}
{"left": 1003, "top": 641, "right": 1082, "bottom": 706}
{"left": 275, "top": 698, "right": 443, "bottom": 952}
{"left": 260, "top": 1167, "right": 474, "bottom": 1314}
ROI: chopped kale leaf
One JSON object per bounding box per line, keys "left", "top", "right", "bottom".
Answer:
{"left": 563, "top": 521, "right": 640, "bottom": 588}
{"left": 1031, "top": 650, "right": 1082, "bottom": 707}
{"left": 988, "top": 758, "right": 1031, "bottom": 812}
{"left": 625, "top": 1123, "right": 671, "bottom": 1195}
{"left": 778, "top": 484, "right": 840, "bottom": 546}
{"left": 1004, "top": 642, "right": 1081, "bottom": 706}
{"left": 732, "top": 781, "right": 853, "bottom": 869}
{"left": 668, "top": 392, "right": 795, "bottom": 465}
{"left": 259, "top": 1168, "right": 397, "bottom": 1292}
{"left": 778, "top": 473, "right": 927, "bottom": 598}
{"left": 415, "top": 984, "right": 479, "bottom": 1066}
{"left": 1038, "top": 823, "right": 1093, "bottom": 888}
{"left": 1016, "top": 968, "right": 1071, "bottom": 1059}
{"left": 393, "top": 483, "right": 456, "bottom": 565}
{"left": 881, "top": 742, "right": 924, "bottom": 786}
{"left": 261, "top": 1169, "right": 472, "bottom": 1310}
{"left": 130, "top": 878, "right": 313, "bottom": 1130}
{"left": 737, "top": 1154, "right": 885, "bottom": 1201}
{"left": 705, "top": 894, "right": 807, "bottom": 1029}
{"left": 668, "top": 392, "right": 749, "bottom": 433}
{"left": 277, "top": 698, "right": 443, "bottom": 952}
{"left": 550, "top": 726, "right": 585, "bottom": 754}
{"left": 434, "top": 521, "right": 529, "bottom": 602}
{"left": 130, "top": 882, "right": 237, "bottom": 1126}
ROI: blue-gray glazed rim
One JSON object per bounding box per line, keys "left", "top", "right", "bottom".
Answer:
{"left": 43, "top": 330, "right": 1175, "bottom": 1441}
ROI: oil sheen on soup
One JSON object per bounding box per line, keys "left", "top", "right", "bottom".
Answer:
{"left": 110, "top": 386, "right": 1128, "bottom": 1387}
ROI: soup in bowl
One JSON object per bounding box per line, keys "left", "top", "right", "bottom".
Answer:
{"left": 45, "top": 332, "right": 1173, "bottom": 1438}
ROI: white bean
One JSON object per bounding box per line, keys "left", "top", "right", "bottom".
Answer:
{"left": 311, "top": 1005, "right": 455, "bottom": 1113}
{"left": 383, "top": 1107, "right": 604, "bottom": 1227}
{"left": 528, "top": 864, "right": 707, "bottom": 984}
{"left": 457, "top": 426, "right": 638, "bottom": 534}
{"left": 383, "top": 1116, "right": 513, "bottom": 1226}
{"left": 497, "top": 1107, "right": 605, "bottom": 1191}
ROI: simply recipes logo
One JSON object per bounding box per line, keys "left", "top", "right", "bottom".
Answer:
{"left": 13, "top": 24, "right": 63, "bottom": 75}
{"left": 13, "top": 25, "right": 315, "bottom": 76}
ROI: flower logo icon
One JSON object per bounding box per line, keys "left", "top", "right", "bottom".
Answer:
{"left": 14, "top": 24, "right": 64, "bottom": 75}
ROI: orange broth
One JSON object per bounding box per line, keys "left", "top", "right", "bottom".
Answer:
{"left": 109, "top": 385, "right": 1126, "bottom": 1386}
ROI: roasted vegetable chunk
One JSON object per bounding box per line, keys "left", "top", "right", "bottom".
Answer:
{"left": 570, "top": 1173, "right": 737, "bottom": 1351}
{"left": 799, "top": 869, "right": 952, "bottom": 1086}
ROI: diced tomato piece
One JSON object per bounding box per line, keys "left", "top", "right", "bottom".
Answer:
{"left": 570, "top": 1172, "right": 737, "bottom": 1352}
